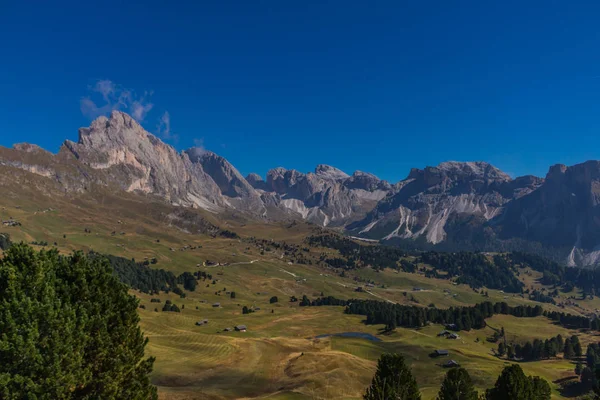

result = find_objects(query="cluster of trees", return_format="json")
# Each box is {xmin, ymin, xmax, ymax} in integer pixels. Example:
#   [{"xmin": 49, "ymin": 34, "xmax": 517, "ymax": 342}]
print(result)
[
  {"xmin": 0, "ymin": 244, "xmax": 157, "ymax": 398},
  {"xmin": 87, "ymin": 252, "xmax": 204, "ymax": 296},
  {"xmin": 546, "ymin": 310, "xmax": 599, "ymax": 330},
  {"xmin": 498, "ymin": 334, "xmax": 580, "ymax": 361},
  {"xmin": 306, "ymin": 234, "xmax": 413, "ymax": 271},
  {"xmin": 344, "ymin": 300, "xmax": 543, "ymax": 331},
  {"xmin": 269, "ymin": 296, "xmax": 278, "ymax": 303},
  {"xmin": 527, "ymin": 289, "xmax": 556, "ymax": 304},
  {"xmin": 162, "ymin": 300, "xmax": 181, "ymax": 312},
  {"xmin": 363, "ymin": 353, "xmax": 551, "ymax": 400},
  {"xmin": 218, "ymin": 229, "xmax": 239, "ymax": 239},
  {"xmin": 177, "ymin": 272, "xmax": 198, "ymax": 292},
  {"xmin": 242, "ymin": 306, "xmax": 254, "ymax": 314},
  {"xmin": 579, "ymin": 342, "xmax": 600, "ymax": 391},
  {"xmin": 419, "ymin": 252, "xmax": 523, "ymax": 293},
  {"xmin": 511, "ymin": 251, "xmax": 600, "ymax": 295}
]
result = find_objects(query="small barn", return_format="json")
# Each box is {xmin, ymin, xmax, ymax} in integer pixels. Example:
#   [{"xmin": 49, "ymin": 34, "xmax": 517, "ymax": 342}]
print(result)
[
  {"xmin": 213, "ymin": 303, "xmax": 221, "ymax": 308},
  {"xmin": 235, "ymin": 325, "xmax": 247, "ymax": 332},
  {"xmin": 448, "ymin": 333, "xmax": 460, "ymax": 340},
  {"xmin": 434, "ymin": 349, "xmax": 449, "ymax": 357},
  {"xmin": 224, "ymin": 327, "xmax": 233, "ymax": 332},
  {"xmin": 444, "ymin": 360, "xmax": 460, "ymax": 368},
  {"xmin": 437, "ymin": 330, "xmax": 451, "ymax": 337}
]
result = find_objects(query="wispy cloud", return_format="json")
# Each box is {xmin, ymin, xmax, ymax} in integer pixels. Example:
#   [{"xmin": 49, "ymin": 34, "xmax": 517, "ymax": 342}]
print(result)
[
  {"xmin": 157, "ymin": 111, "xmax": 178, "ymax": 142},
  {"xmin": 191, "ymin": 138, "xmax": 207, "ymax": 155},
  {"xmin": 80, "ymin": 80, "xmax": 153, "ymax": 122}
]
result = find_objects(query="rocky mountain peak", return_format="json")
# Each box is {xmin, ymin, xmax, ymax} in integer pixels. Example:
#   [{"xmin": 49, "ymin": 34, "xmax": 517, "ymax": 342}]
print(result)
[
  {"xmin": 185, "ymin": 149, "xmax": 255, "ymax": 199},
  {"xmin": 314, "ymin": 164, "xmax": 350, "ymax": 180},
  {"xmin": 435, "ymin": 161, "xmax": 511, "ymax": 181},
  {"xmin": 246, "ymin": 173, "xmax": 268, "ymax": 191},
  {"xmin": 12, "ymin": 143, "xmax": 49, "ymax": 154}
]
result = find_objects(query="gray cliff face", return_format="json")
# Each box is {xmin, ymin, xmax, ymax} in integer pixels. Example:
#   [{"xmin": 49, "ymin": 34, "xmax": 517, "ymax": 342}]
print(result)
[
  {"xmin": 63, "ymin": 111, "xmax": 226, "ymax": 211},
  {"xmin": 348, "ymin": 161, "xmax": 538, "ymax": 244},
  {"xmin": 497, "ymin": 161, "xmax": 600, "ymax": 266},
  {"xmin": 257, "ymin": 165, "xmax": 392, "ymax": 226},
  {"xmin": 6, "ymin": 111, "xmax": 600, "ymax": 265}
]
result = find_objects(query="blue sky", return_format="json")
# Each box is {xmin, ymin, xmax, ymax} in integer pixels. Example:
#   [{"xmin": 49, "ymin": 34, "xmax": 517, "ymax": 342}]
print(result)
[{"xmin": 2, "ymin": 1, "xmax": 600, "ymax": 182}]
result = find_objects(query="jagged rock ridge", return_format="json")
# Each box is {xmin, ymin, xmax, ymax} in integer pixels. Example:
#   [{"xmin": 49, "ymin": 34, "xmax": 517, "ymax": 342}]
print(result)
[{"xmin": 3, "ymin": 111, "xmax": 600, "ymax": 265}]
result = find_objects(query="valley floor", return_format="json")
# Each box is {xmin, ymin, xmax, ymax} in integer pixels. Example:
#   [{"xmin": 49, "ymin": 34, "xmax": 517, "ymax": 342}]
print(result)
[{"xmin": 1, "ymin": 195, "xmax": 598, "ymax": 399}]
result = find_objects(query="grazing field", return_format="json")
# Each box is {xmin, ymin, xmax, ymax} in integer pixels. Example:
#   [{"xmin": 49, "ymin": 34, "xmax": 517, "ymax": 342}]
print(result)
[{"xmin": 1, "ymin": 191, "xmax": 599, "ymax": 399}]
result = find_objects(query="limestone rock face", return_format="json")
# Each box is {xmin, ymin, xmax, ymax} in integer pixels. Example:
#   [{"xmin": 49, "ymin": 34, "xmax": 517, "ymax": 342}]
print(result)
[
  {"xmin": 348, "ymin": 161, "xmax": 540, "ymax": 244},
  {"xmin": 6, "ymin": 111, "xmax": 600, "ymax": 265}
]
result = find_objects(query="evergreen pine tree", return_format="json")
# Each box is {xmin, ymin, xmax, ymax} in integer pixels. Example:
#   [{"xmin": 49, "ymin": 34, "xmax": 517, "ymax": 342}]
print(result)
[
  {"xmin": 0, "ymin": 244, "xmax": 157, "ymax": 399},
  {"xmin": 437, "ymin": 368, "xmax": 478, "ymax": 400},
  {"xmin": 529, "ymin": 376, "xmax": 551, "ymax": 400},
  {"xmin": 564, "ymin": 340, "xmax": 575, "ymax": 359},
  {"xmin": 486, "ymin": 365, "xmax": 532, "ymax": 400},
  {"xmin": 364, "ymin": 353, "xmax": 421, "ymax": 400}
]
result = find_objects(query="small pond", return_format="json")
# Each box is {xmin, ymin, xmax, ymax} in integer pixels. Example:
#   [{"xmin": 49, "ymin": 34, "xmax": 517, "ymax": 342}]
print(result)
[{"xmin": 314, "ymin": 332, "xmax": 382, "ymax": 342}]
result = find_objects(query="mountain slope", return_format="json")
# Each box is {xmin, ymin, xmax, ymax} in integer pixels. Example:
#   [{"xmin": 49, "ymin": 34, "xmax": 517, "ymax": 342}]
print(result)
[{"xmin": 4, "ymin": 111, "xmax": 600, "ymax": 265}]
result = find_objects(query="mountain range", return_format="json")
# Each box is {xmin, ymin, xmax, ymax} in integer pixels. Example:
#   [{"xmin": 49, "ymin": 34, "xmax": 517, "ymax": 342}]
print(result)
[{"xmin": 2, "ymin": 110, "xmax": 600, "ymax": 266}]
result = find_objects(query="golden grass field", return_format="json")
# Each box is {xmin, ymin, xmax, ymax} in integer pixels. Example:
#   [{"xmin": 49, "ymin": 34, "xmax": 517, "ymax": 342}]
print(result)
[{"xmin": 1, "ymin": 186, "xmax": 599, "ymax": 399}]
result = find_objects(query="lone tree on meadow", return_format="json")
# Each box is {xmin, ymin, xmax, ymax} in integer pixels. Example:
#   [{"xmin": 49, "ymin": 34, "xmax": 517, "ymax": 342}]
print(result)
[
  {"xmin": 437, "ymin": 368, "xmax": 478, "ymax": 400},
  {"xmin": 363, "ymin": 353, "xmax": 421, "ymax": 400},
  {"xmin": 0, "ymin": 244, "xmax": 157, "ymax": 399}
]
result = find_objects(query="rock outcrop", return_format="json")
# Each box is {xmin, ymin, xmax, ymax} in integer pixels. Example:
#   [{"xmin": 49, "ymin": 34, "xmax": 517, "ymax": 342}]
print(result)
[{"xmin": 5, "ymin": 111, "xmax": 600, "ymax": 265}]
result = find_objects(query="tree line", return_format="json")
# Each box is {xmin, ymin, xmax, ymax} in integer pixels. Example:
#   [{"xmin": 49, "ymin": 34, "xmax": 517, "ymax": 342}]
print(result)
[
  {"xmin": 498, "ymin": 334, "xmax": 582, "ymax": 362},
  {"xmin": 419, "ymin": 252, "xmax": 524, "ymax": 293},
  {"xmin": 306, "ymin": 233, "xmax": 414, "ymax": 271},
  {"xmin": 364, "ymin": 353, "xmax": 551, "ymax": 400},
  {"xmin": 87, "ymin": 252, "xmax": 209, "ymax": 296},
  {"xmin": 345, "ymin": 299, "xmax": 543, "ymax": 331}
]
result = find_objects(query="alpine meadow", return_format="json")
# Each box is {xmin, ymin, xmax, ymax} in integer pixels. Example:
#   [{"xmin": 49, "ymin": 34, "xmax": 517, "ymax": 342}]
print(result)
[{"xmin": 4, "ymin": 1, "xmax": 600, "ymax": 399}]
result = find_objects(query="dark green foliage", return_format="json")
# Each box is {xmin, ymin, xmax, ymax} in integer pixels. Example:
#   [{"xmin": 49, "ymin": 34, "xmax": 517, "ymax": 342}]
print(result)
[
  {"xmin": 88, "ymin": 252, "xmax": 199, "ymax": 295},
  {"xmin": 345, "ymin": 300, "xmax": 543, "ymax": 331},
  {"xmin": 89, "ymin": 252, "xmax": 177, "ymax": 294},
  {"xmin": 299, "ymin": 295, "xmax": 311, "ymax": 306},
  {"xmin": 306, "ymin": 234, "xmax": 413, "ymax": 272},
  {"xmin": 486, "ymin": 364, "xmax": 550, "ymax": 400},
  {"xmin": 363, "ymin": 353, "xmax": 421, "ymax": 400},
  {"xmin": 530, "ymin": 376, "xmax": 552, "ymax": 400},
  {"xmin": 528, "ymin": 289, "xmax": 555, "ymax": 304},
  {"xmin": 0, "ymin": 244, "xmax": 157, "ymax": 399},
  {"xmin": 437, "ymin": 368, "xmax": 478, "ymax": 400},
  {"xmin": 564, "ymin": 339, "xmax": 575, "ymax": 359},
  {"xmin": 230, "ymin": 292, "xmax": 236, "ymax": 299},
  {"xmin": 269, "ymin": 296, "xmax": 278, "ymax": 303},
  {"xmin": 420, "ymin": 252, "xmax": 523, "ymax": 293},
  {"xmin": 546, "ymin": 310, "xmax": 593, "ymax": 330},
  {"xmin": 571, "ymin": 335, "xmax": 583, "ymax": 357},
  {"xmin": 162, "ymin": 303, "xmax": 181, "ymax": 312},
  {"xmin": 177, "ymin": 272, "xmax": 197, "ymax": 292},
  {"xmin": 242, "ymin": 306, "xmax": 253, "ymax": 314},
  {"xmin": 587, "ymin": 343, "xmax": 600, "ymax": 371},
  {"xmin": 219, "ymin": 229, "xmax": 239, "ymax": 239},
  {"xmin": 508, "ymin": 334, "xmax": 563, "ymax": 361},
  {"xmin": 0, "ymin": 233, "xmax": 11, "ymax": 250}
]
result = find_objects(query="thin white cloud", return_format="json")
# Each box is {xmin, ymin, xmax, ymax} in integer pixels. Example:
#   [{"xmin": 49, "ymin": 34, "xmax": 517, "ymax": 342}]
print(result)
[
  {"xmin": 191, "ymin": 138, "xmax": 207, "ymax": 154},
  {"xmin": 80, "ymin": 80, "xmax": 154, "ymax": 122},
  {"xmin": 157, "ymin": 111, "xmax": 178, "ymax": 142}
]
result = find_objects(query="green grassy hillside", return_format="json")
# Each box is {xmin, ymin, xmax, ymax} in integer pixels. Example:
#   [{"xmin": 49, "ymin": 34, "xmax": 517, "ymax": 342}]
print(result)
[{"xmin": 1, "ymin": 185, "xmax": 599, "ymax": 399}]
